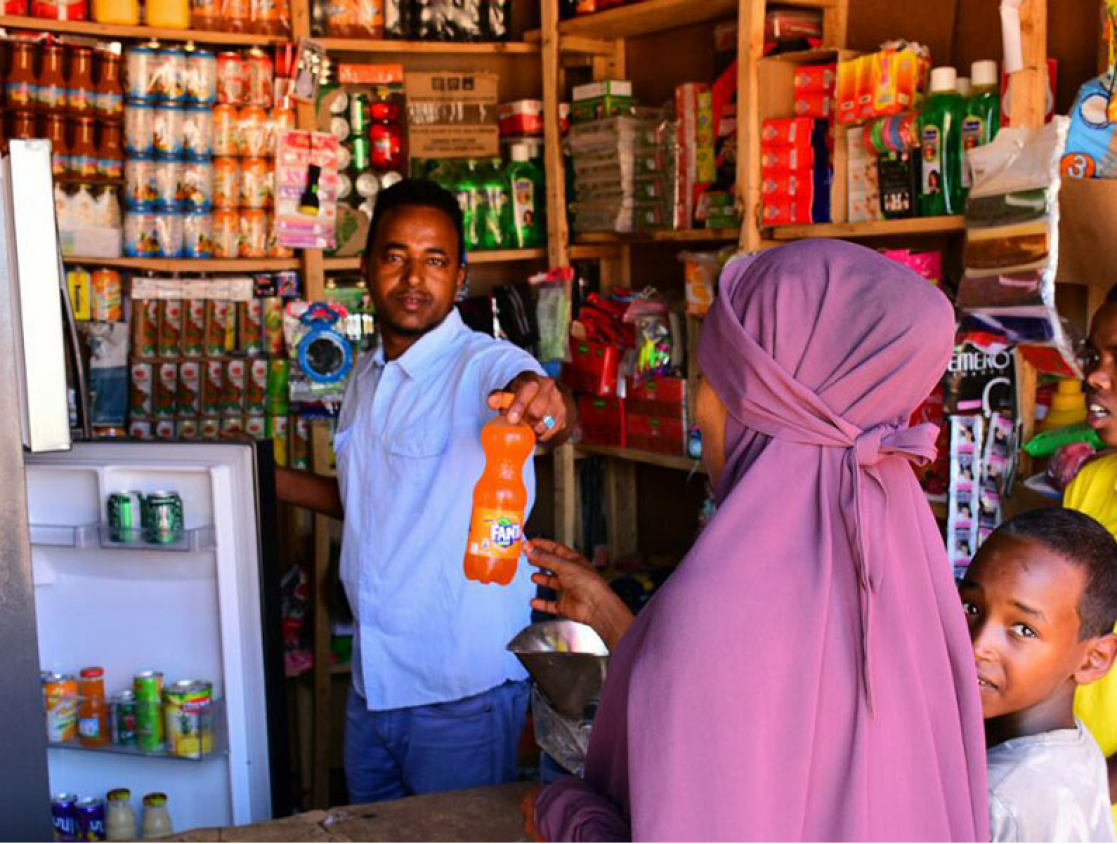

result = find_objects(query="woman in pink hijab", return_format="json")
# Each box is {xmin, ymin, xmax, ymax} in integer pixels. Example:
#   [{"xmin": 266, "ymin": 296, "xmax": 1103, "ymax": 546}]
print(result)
[{"xmin": 528, "ymin": 240, "xmax": 988, "ymax": 841}]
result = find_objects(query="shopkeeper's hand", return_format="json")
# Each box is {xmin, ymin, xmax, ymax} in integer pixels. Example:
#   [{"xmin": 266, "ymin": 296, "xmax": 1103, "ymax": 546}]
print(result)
[
  {"xmin": 525, "ymin": 539, "xmax": 635, "ymax": 651},
  {"xmin": 489, "ymin": 372, "xmax": 572, "ymax": 443}
]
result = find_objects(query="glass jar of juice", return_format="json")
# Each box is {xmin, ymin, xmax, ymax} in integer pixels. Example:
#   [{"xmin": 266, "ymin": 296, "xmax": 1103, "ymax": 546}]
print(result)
[
  {"xmin": 77, "ymin": 666, "xmax": 109, "ymax": 747},
  {"xmin": 92, "ymin": 0, "xmax": 138, "ymax": 24}
]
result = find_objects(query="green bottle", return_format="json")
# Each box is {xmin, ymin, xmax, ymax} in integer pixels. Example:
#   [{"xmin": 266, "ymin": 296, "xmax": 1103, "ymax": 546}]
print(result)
[
  {"xmin": 919, "ymin": 66, "xmax": 966, "ymax": 217},
  {"xmin": 961, "ymin": 60, "xmax": 1000, "ymax": 191},
  {"xmin": 480, "ymin": 158, "xmax": 512, "ymax": 250},
  {"xmin": 454, "ymin": 160, "xmax": 484, "ymax": 252},
  {"xmin": 506, "ymin": 144, "xmax": 545, "ymax": 249}
]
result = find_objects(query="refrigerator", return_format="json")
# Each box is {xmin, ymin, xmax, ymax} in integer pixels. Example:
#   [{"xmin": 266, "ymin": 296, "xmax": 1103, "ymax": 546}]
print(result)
[{"xmin": 23, "ymin": 441, "xmax": 290, "ymax": 834}]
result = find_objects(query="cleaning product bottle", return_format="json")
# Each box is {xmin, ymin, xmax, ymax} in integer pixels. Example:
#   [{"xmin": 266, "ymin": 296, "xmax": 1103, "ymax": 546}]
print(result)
[
  {"xmin": 480, "ymin": 158, "xmax": 511, "ymax": 250},
  {"xmin": 463, "ymin": 394, "xmax": 535, "ymax": 586},
  {"xmin": 1040, "ymin": 379, "xmax": 1088, "ymax": 432},
  {"xmin": 507, "ymin": 143, "xmax": 544, "ymax": 249},
  {"xmin": 919, "ymin": 66, "xmax": 965, "ymax": 217},
  {"xmin": 961, "ymin": 59, "xmax": 1000, "ymax": 189},
  {"xmin": 454, "ymin": 160, "xmax": 483, "ymax": 253}
]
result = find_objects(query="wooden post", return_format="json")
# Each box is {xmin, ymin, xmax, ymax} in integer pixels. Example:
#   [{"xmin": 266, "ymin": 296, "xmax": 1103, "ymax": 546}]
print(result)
[
  {"xmin": 310, "ymin": 420, "xmax": 335, "ymax": 809},
  {"xmin": 738, "ymin": 0, "xmax": 766, "ymax": 252},
  {"xmin": 605, "ymin": 457, "xmax": 638, "ymax": 562},
  {"xmin": 542, "ymin": 0, "xmax": 570, "ymax": 270}
]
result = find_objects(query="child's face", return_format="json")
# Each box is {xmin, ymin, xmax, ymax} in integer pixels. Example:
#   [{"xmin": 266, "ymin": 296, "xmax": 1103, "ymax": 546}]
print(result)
[
  {"xmin": 1084, "ymin": 302, "xmax": 1117, "ymax": 448},
  {"xmin": 959, "ymin": 535, "xmax": 1093, "ymax": 720}
]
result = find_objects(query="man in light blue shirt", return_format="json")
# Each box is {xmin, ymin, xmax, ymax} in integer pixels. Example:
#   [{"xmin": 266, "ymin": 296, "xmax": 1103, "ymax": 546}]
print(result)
[{"xmin": 277, "ymin": 179, "xmax": 573, "ymax": 803}]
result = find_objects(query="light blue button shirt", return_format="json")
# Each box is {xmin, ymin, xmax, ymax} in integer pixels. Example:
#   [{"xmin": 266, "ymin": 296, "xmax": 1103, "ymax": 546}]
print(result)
[{"xmin": 335, "ymin": 309, "xmax": 544, "ymax": 711}]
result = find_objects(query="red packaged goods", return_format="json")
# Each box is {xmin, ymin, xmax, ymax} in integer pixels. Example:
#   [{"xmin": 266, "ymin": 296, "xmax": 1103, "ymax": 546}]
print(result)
[
  {"xmin": 761, "ymin": 146, "xmax": 814, "ymax": 171},
  {"xmin": 216, "ymin": 52, "xmax": 245, "ymax": 105},
  {"xmin": 761, "ymin": 194, "xmax": 813, "ymax": 226},
  {"xmin": 761, "ymin": 172, "xmax": 813, "ymax": 201},
  {"xmin": 794, "ymin": 64, "xmax": 836, "ymax": 93},
  {"xmin": 627, "ymin": 412, "xmax": 686, "ymax": 455},
  {"xmin": 626, "ymin": 376, "xmax": 686, "ymax": 416},
  {"xmin": 761, "ymin": 117, "xmax": 815, "ymax": 147},
  {"xmin": 562, "ymin": 340, "xmax": 620, "ymax": 397},
  {"xmin": 32, "ymin": 0, "xmax": 86, "ymax": 19},
  {"xmin": 794, "ymin": 92, "xmax": 832, "ymax": 119},
  {"xmin": 498, "ymin": 100, "xmax": 544, "ymax": 137},
  {"xmin": 578, "ymin": 396, "xmax": 626, "ymax": 449}
]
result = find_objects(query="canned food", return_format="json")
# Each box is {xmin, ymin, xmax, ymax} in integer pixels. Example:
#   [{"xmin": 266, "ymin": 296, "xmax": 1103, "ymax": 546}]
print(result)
[
  {"xmin": 239, "ymin": 209, "xmax": 268, "ymax": 257},
  {"xmin": 124, "ymin": 102, "xmax": 155, "ymax": 154},
  {"xmin": 158, "ymin": 299, "xmax": 182, "ymax": 357},
  {"xmin": 155, "ymin": 212, "xmax": 184, "ymax": 258},
  {"xmin": 327, "ymin": 89, "xmax": 349, "ymax": 114},
  {"xmin": 108, "ymin": 490, "xmax": 144, "ymax": 542},
  {"xmin": 205, "ymin": 299, "xmax": 232, "ymax": 357},
  {"xmin": 245, "ymin": 415, "xmax": 266, "ymax": 438},
  {"xmin": 154, "ymin": 159, "xmax": 184, "ymax": 209},
  {"xmin": 238, "ymin": 106, "xmax": 267, "ymax": 157},
  {"xmin": 111, "ymin": 691, "xmax": 138, "ymax": 746},
  {"xmin": 51, "ymin": 793, "xmax": 78, "ymax": 842},
  {"xmin": 132, "ymin": 300, "xmax": 159, "ymax": 358},
  {"xmin": 245, "ymin": 49, "xmax": 273, "ymax": 107},
  {"xmin": 350, "ymin": 136, "xmax": 370, "ymax": 171},
  {"xmin": 239, "ymin": 299, "xmax": 264, "ymax": 355},
  {"xmin": 213, "ymin": 157, "xmax": 240, "ymax": 209},
  {"xmin": 182, "ymin": 299, "xmax": 206, "ymax": 357},
  {"xmin": 154, "ymin": 361, "xmax": 178, "ymax": 419},
  {"xmin": 222, "ymin": 416, "xmax": 244, "ymax": 435},
  {"xmin": 129, "ymin": 360, "xmax": 154, "ymax": 416},
  {"xmin": 240, "ymin": 157, "xmax": 271, "ymax": 208},
  {"xmin": 336, "ymin": 172, "xmax": 352, "ymax": 202},
  {"xmin": 224, "ymin": 357, "xmax": 246, "ymax": 414},
  {"xmin": 216, "ymin": 51, "xmax": 245, "ymax": 105},
  {"xmin": 202, "ymin": 358, "xmax": 224, "ymax": 415},
  {"xmin": 124, "ymin": 212, "xmax": 159, "ymax": 257},
  {"xmin": 182, "ymin": 160, "xmax": 214, "ymax": 210},
  {"xmin": 355, "ymin": 171, "xmax": 379, "ymax": 199},
  {"xmin": 201, "ymin": 417, "xmax": 221, "ymax": 439},
  {"xmin": 266, "ymin": 357, "xmax": 289, "ymax": 414},
  {"xmin": 42, "ymin": 673, "xmax": 78, "ymax": 743},
  {"xmin": 129, "ymin": 420, "xmax": 153, "ymax": 440},
  {"xmin": 75, "ymin": 797, "xmax": 105, "ymax": 843},
  {"xmin": 291, "ymin": 415, "xmax": 310, "ymax": 469},
  {"xmin": 145, "ymin": 490, "xmax": 184, "ymax": 545},
  {"xmin": 267, "ymin": 216, "xmax": 292, "ymax": 258},
  {"xmin": 157, "ymin": 47, "xmax": 186, "ymax": 102},
  {"xmin": 270, "ymin": 414, "xmax": 289, "ymax": 466},
  {"xmin": 213, "ymin": 104, "xmax": 238, "ymax": 156},
  {"xmin": 267, "ymin": 107, "xmax": 296, "ymax": 155},
  {"xmin": 178, "ymin": 360, "xmax": 201, "ymax": 416},
  {"xmin": 178, "ymin": 418, "xmax": 200, "ymax": 440},
  {"xmin": 380, "ymin": 170, "xmax": 403, "ymax": 190},
  {"xmin": 183, "ymin": 211, "xmax": 214, "ymax": 258},
  {"xmin": 155, "ymin": 419, "xmax": 177, "ymax": 439},
  {"xmin": 185, "ymin": 48, "xmax": 217, "ymax": 104},
  {"xmin": 91, "ymin": 269, "xmax": 122, "ymax": 321},
  {"xmin": 212, "ymin": 208, "xmax": 239, "ymax": 258},
  {"xmin": 263, "ymin": 296, "xmax": 284, "ymax": 354},
  {"xmin": 124, "ymin": 154, "xmax": 158, "ymax": 209},
  {"xmin": 153, "ymin": 103, "xmax": 185, "ymax": 157},
  {"xmin": 124, "ymin": 45, "xmax": 158, "ymax": 101},
  {"xmin": 134, "ymin": 671, "xmax": 164, "ymax": 753},
  {"xmin": 183, "ymin": 104, "xmax": 214, "ymax": 157},
  {"xmin": 245, "ymin": 356, "xmax": 267, "ymax": 413},
  {"xmin": 329, "ymin": 115, "xmax": 350, "ymax": 142},
  {"xmin": 336, "ymin": 143, "xmax": 352, "ymax": 171}
]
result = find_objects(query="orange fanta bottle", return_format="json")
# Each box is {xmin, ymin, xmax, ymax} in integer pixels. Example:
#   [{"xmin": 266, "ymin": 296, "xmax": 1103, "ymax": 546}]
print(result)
[{"xmin": 464, "ymin": 394, "xmax": 536, "ymax": 585}]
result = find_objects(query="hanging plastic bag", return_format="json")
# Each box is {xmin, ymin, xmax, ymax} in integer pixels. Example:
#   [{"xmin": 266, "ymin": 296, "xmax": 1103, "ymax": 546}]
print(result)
[{"xmin": 530, "ymin": 267, "xmax": 573, "ymax": 364}]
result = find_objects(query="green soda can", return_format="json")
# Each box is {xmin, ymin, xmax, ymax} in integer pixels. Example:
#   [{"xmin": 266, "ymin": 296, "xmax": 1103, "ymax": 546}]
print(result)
[
  {"xmin": 134, "ymin": 671, "xmax": 164, "ymax": 753},
  {"xmin": 108, "ymin": 491, "xmax": 144, "ymax": 543},
  {"xmin": 349, "ymin": 93, "xmax": 369, "ymax": 134},
  {"xmin": 143, "ymin": 491, "xmax": 184, "ymax": 545},
  {"xmin": 266, "ymin": 358, "xmax": 289, "ymax": 415},
  {"xmin": 350, "ymin": 137, "xmax": 371, "ymax": 172}
]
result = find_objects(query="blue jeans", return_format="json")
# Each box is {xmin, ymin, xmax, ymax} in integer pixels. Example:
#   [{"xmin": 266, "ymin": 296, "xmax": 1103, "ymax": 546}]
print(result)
[{"xmin": 344, "ymin": 680, "xmax": 530, "ymax": 804}]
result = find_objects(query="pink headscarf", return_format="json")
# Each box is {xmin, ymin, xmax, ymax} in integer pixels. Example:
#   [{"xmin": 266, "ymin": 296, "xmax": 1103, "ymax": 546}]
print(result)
[{"xmin": 537, "ymin": 240, "xmax": 988, "ymax": 841}]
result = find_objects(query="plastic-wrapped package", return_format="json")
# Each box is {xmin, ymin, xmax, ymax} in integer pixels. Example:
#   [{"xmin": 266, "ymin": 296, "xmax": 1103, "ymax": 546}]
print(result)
[
  {"xmin": 82, "ymin": 321, "xmax": 130, "ymax": 427},
  {"xmin": 325, "ymin": 0, "xmax": 384, "ymax": 37},
  {"xmin": 413, "ymin": 0, "xmax": 484, "ymax": 41},
  {"xmin": 1048, "ymin": 440, "xmax": 1098, "ymax": 492},
  {"xmin": 531, "ymin": 267, "xmax": 573, "ymax": 363},
  {"xmin": 947, "ymin": 415, "xmax": 984, "ymax": 575},
  {"xmin": 383, "ymin": 0, "xmax": 410, "ymax": 36},
  {"xmin": 484, "ymin": 0, "xmax": 508, "ymax": 40},
  {"xmin": 531, "ymin": 685, "xmax": 592, "ymax": 777}
]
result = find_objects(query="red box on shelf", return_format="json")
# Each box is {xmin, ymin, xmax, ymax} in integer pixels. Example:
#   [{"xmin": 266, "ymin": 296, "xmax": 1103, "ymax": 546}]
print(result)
[
  {"xmin": 578, "ymin": 395, "xmax": 626, "ymax": 448},
  {"xmin": 626, "ymin": 375, "xmax": 687, "ymax": 416},
  {"xmin": 627, "ymin": 411, "xmax": 687, "ymax": 456},
  {"xmin": 563, "ymin": 340, "xmax": 620, "ymax": 397}
]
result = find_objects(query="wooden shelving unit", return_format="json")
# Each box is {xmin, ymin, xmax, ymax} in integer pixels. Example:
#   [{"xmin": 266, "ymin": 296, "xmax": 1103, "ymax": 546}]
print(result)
[
  {"xmin": 576, "ymin": 444, "xmax": 705, "ymax": 474},
  {"xmin": 768, "ymin": 216, "xmax": 967, "ymax": 241},
  {"xmin": 0, "ymin": 14, "xmax": 288, "ymax": 44},
  {"xmin": 315, "ymin": 37, "xmax": 538, "ymax": 54},
  {"xmin": 574, "ymin": 228, "xmax": 741, "ymax": 245},
  {"xmin": 322, "ymin": 248, "xmax": 547, "ymax": 273},
  {"xmin": 63, "ymin": 256, "xmax": 301, "ymax": 272}
]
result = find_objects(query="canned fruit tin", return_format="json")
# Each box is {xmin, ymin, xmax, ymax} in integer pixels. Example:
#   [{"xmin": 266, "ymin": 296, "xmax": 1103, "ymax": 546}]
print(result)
[
  {"xmin": 91, "ymin": 269, "xmax": 122, "ymax": 321},
  {"xmin": 155, "ymin": 212, "xmax": 184, "ymax": 258},
  {"xmin": 263, "ymin": 296, "xmax": 284, "ymax": 354},
  {"xmin": 336, "ymin": 172, "xmax": 352, "ymax": 202},
  {"xmin": 270, "ymin": 414, "xmax": 289, "ymax": 466},
  {"xmin": 224, "ymin": 358, "xmax": 246, "ymax": 414},
  {"xmin": 213, "ymin": 104, "xmax": 238, "ymax": 156},
  {"xmin": 245, "ymin": 48, "xmax": 273, "ymax": 107},
  {"xmin": 201, "ymin": 417, "xmax": 221, "ymax": 439},
  {"xmin": 125, "ymin": 45, "xmax": 158, "ymax": 101},
  {"xmin": 213, "ymin": 209, "xmax": 239, "ymax": 258},
  {"xmin": 239, "ymin": 209, "xmax": 268, "ymax": 258},
  {"xmin": 330, "ymin": 115, "xmax": 350, "ymax": 142},
  {"xmin": 129, "ymin": 420, "xmax": 154, "ymax": 440},
  {"xmin": 266, "ymin": 357, "xmax": 289, "ymax": 414},
  {"xmin": 268, "ymin": 217, "xmax": 293, "ymax": 259},
  {"xmin": 154, "ymin": 159, "xmax": 184, "ymax": 209},
  {"xmin": 267, "ymin": 108, "xmax": 296, "ymax": 155},
  {"xmin": 134, "ymin": 671, "xmax": 164, "ymax": 753},
  {"xmin": 183, "ymin": 212, "xmax": 214, "ymax": 258},
  {"xmin": 291, "ymin": 415, "xmax": 310, "ymax": 469},
  {"xmin": 129, "ymin": 360, "xmax": 154, "ymax": 417},
  {"xmin": 222, "ymin": 416, "xmax": 244, "ymax": 435},
  {"xmin": 155, "ymin": 419, "xmax": 177, "ymax": 440},
  {"xmin": 245, "ymin": 356, "xmax": 267, "ymax": 413},
  {"xmin": 124, "ymin": 155, "xmax": 158, "ymax": 209},
  {"xmin": 156, "ymin": 47, "xmax": 186, "ymax": 102},
  {"xmin": 42, "ymin": 673, "xmax": 78, "ymax": 743},
  {"xmin": 202, "ymin": 358, "xmax": 224, "ymax": 414},
  {"xmin": 51, "ymin": 793, "xmax": 78, "ymax": 842},
  {"xmin": 205, "ymin": 299, "xmax": 232, "ymax": 356},
  {"xmin": 213, "ymin": 158, "xmax": 240, "ymax": 209},
  {"xmin": 178, "ymin": 418, "xmax": 200, "ymax": 440},
  {"xmin": 75, "ymin": 797, "xmax": 105, "ymax": 842},
  {"xmin": 239, "ymin": 299, "xmax": 264, "ymax": 355},
  {"xmin": 124, "ymin": 102, "xmax": 155, "ymax": 154},
  {"xmin": 132, "ymin": 300, "xmax": 159, "ymax": 358},
  {"xmin": 158, "ymin": 299, "xmax": 183, "ymax": 358},
  {"xmin": 183, "ymin": 104, "xmax": 214, "ymax": 157},
  {"xmin": 238, "ymin": 106, "xmax": 268, "ymax": 157},
  {"xmin": 336, "ymin": 144, "xmax": 352, "ymax": 171},
  {"xmin": 108, "ymin": 490, "xmax": 144, "ymax": 541},
  {"xmin": 145, "ymin": 490, "xmax": 184, "ymax": 545},
  {"xmin": 245, "ymin": 415, "xmax": 266, "ymax": 438},
  {"xmin": 124, "ymin": 212, "xmax": 159, "ymax": 257},
  {"xmin": 184, "ymin": 300, "xmax": 206, "ymax": 357},
  {"xmin": 185, "ymin": 49, "xmax": 217, "ymax": 104},
  {"xmin": 216, "ymin": 52, "xmax": 245, "ymax": 105},
  {"xmin": 351, "ymin": 136, "xmax": 370, "ymax": 171},
  {"xmin": 111, "ymin": 691, "xmax": 138, "ymax": 746},
  {"xmin": 154, "ymin": 361, "xmax": 178, "ymax": 419},
  {"xmin": 240, "ymin": 157, "xmax": 271, "ymax": 208},
  {"xmin": 164, "ymin": 679, "xmax": 214, "ymax": 758},
  {"xmin": 355, "ymin": 171, "xmax": 379, "ymax": 199},
  {"xmin": 183, "ymin": 160, "xmax": 214, "ymax": 210},
  {"xmin": 153, "ymin": 104, "xmax": 185, "ymax": 157},
  {"xmin": 178, "ymin": 360, "xmax": 201, "ymax": 416}
]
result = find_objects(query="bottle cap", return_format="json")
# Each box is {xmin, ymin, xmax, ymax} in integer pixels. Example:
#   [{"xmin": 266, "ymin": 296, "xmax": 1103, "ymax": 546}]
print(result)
[
  {"xmin": 971, "ymin": 60, "xmax": 998, "ymax": 87},
  {"xmin": 107, "ymin": 789, "xmax": 131, "ymax": 802},
  {"xmin": 930, "ymin": 66, "xmax": 958, "ymax": 94},
  {"xmin": 80, "ymin": 666, "xmax": 104, "ymax": 679},
  {"xmin": 143, "ymin": 793, "xmax": 168, "ymax": 807},
  {"xmin": 511, "ymin": 143, "xmax": 531, "ymax": 163},
  {"xmin": 955, "ymin": 76, "xmax": 971, "ymax": 98}
]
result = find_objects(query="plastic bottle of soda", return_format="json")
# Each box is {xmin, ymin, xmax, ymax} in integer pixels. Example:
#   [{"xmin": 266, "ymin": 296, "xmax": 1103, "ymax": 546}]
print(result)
[{"xmin": 463, "ymin": 394, "xmax": 535, "ymax": 586}]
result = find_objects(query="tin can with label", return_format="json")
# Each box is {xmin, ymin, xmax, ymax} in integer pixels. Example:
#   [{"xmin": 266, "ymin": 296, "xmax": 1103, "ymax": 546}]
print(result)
[
  {"xmin": 239, "ymin": 299, "xmax": 264, "ymax": 354},
  {"xmin": 129, "ymin": 419, "xmax": 153, "ymax": 440},
  {"xmin": 158, "ymin": 299, "xmax": 183, "ymax": 357},
  {"xmin": 67, "ymin": 267, "xmax": 90, "ymax": 320},
  {"xmin": 183, "ymin": 299, "xmax": 206, "ymax": 357},
  {"xmin": 216, "ymin": 51, "xmax": 245, "ymax": 105},
  {"xmin": 124, "ymin": 212, "xmax": 158, "ymax": 257},
  {"xmin": 42, "ymin": 673, "xmax": 78, "ymax": 743},
  {"xmin": 213, "ymin": 104, "xmax": 238, "ymax": 156},
  {"xmin": 156, "ymin": 47, "xmax": 186, "ymax": 102},
  {"xmin": 124, "ymin": 102, "xmax": 155, "ymax": 154},
  {"xmin": 145, "ymin": 490, "xmax": 184, "ymax": 544},
  {"xmin": 153, "ymin": 158, "xmax": 184, "ymax": 209},
  {"xmin": 263, "ymin": 296, "xmax": 284, "ymax": 354},
  {"xmin": 202, "ymin": 358, "xmax": 224, "ymax": 415},
  {"xmin": 245, "ymin": 356, "xmax": 267, "ymax": 414},
  {"xmin": 205, "ymin": 299, "xmax": 232, "ymax": 356},
  {"xmin": 178, "ymin": 359, "xmax": 201, "ymax": 416},
  {"xmin": 351, "ymin": 136, "xmax": 370, "ymax": 171},
  {"xmin": 185, "ymin": 48, "xmax": 217, "ymax": 104},
  {"xmin": 75, "ymin": 797, "xmax": 105, "ymax": 842},
  {"xmin": 269, "ymin": 414, "xmax": 289, "ymax": 466},
  {"xmin": 154, "ymin": 361, "xmax": 178, "ymax": 419},
  {"xmin": 164, "ymin": 679, "xmax": 214, "ymax": 758},
  {"xmin": 132, "ymin": 300, "xmax": 159, "ymax": 358},
  {"xmin": 245, "ymin": 48, "xmax": 273, "ymax": 107},
  {"xmin": 221, "ymin": 416, "xmax": 244, "ymax": 435},
  {"xmin": 125, "ymin": 154, "xmax": 157, "ymax": 209},
  {"xmin": 201, "ymin": 417, "xmax": 221, "ymax": 439},
  {"xmin": 125, "ymin": 45, "xmax": 158, "ymax": 101},
  {"xmin": 183, "ymin": 211, "xmax": 214, "ymax": 258},
  {"xmin": 134, "ymin": 671, "xmax": 164, "ymax": 753},
  {"xmin": 108, "ymin": 490, "xmax": 144, "ymax": 542},
  {"xmin": 213, "ymin": 157, "xmax": 240, "ymax": 209},
  {"xmin": 129, "ymin": 360, "xmax": 154, "ymax": 417},
  {"xmin": 266, "ymin": 107, "xmax": 296, "ymax": 156},
  {"xmin": 240, "ymin": 156, "xmax": 270, "ymax": 207},
  {"xmin": 153, "ymin": 103, "xmax": 185, "ymax": 157},
  {"xmin": 266, "ymin": 357, "xmax": 289, "ymax": 414},
  {"xmin": 245, "ymin": 415, "xmax": 266, "ymax": 439},
  {"xmin": 154, "ymin": 419, "xmax": 177, "ymax": 439},
  {"xmin": 183, "ymin": 160, "xmax": 214, "ymax": 209},
  {"xmin": 111, "ymin": 690, "xmax": 138, "ymax": 746},
  {"xmin": 177, "ymin": 417, "xmax": 200, "ymax": 440},
  {"xmin": 290, "ymin": 415, "xmax": 310, "ymax": 469},
  {"xmin": 238, "ymin": 106, "xmax": 268, "ymax": 157},
  {"xmin": 239, "ymin": 209, "xmax": 267, "ymax": 258},
  {"xmin": 224, "ymin": 357, "xmax": 246, "ymax": 414},
  {"xmin": 51, "ymin": 793, "xmax": 78, "ymax": 842},
  {"xmin": 155, "ymin": 211, "xmax": 184, "ymax": 258},
  {"xmin": 213, "ymin": 208, "xmax": 239, "ymax": 258},
  {"xmin": 268, "ymin": 215, "xmax": 293, "ymax": 258},
  {"xmin": 91, "ymin": 269, "xmax": 123, "ymax": 321},
  {"xmin": 183, "ymin": 103, "xmax": 214, "ymax": 157}
]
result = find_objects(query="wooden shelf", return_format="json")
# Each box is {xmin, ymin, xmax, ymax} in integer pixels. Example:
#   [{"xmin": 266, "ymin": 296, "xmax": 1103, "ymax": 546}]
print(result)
[
  {"xmin": 317, "ymin": 37, "xmax": 538, "ymax": 54},
  {"xmin": 330, "ymin": 663, "xmax": 352, "ymax": 675},
  {"xmin": 768, "ymin": 216, "xmax": 966, "ymax": 241},
  {"xmin": 0, "ymin": 15, "xmax": 288, "ymax": 45},
  {"xmin": 323, "ymin": 248, "xmax": 547, "ymax": 272},
  {"xmin": 576, "ymin": 443, "xmax": 706, "ymax": 474},
  {"xmin": 545, "ymin": 0, "xmax": 740, "ymax": 41},
  {"xmin": 62, "ymin": 256, "xmax": 301, "ymax": 271},
  {"xmin": 574, "ymin": 228, "xmax": 740, "ymax": 246}
]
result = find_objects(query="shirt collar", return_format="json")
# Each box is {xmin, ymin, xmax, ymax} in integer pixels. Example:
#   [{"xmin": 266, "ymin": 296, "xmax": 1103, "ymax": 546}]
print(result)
[{"xmin": 384, "ymin": 308, "xmax": 466, "ymax": 379}]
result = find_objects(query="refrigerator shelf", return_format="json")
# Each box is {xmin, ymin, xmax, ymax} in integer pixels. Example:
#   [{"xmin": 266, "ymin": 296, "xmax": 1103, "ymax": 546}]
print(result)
[
  {"xmin": 97, "ymin": 525, "xmax": 217, "ymax": 552},
  {"xmin": 28, "ymin": 523, "xmax": 100, "ymax": 548}
]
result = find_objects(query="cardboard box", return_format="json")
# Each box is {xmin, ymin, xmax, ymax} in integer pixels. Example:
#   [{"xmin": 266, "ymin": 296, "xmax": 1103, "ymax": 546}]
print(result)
[
  {"xmin": 405, "ymin": 71, "xmax": 499, "ymax": 159},
  {"xmin": 627, "ymin": 411, "xmax": 686, "ymax": 455},
  {"xmin": 578, "ymin": 395, "xmax": 626, "ymax": 447},
  {"xmin": 572, "ymin": 79, "xmax": 634, "ymax": 123},
  {"xmin": 626, "ymin": 376, "xmax": 686, "ymax": 416},
  {"xmin": 563, "ymin": 339, "xmax": 620, "ymax": 396}
]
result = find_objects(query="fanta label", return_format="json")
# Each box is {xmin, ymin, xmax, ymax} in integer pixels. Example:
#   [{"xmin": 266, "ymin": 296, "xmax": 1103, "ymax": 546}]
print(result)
[{"xmin": 468, "ymin": 508, "xmax": 523, "ymax": 560}]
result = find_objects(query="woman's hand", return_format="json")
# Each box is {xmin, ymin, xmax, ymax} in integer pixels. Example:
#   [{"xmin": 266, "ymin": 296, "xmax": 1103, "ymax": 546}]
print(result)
[{"xmin": 525, "ymin": 539, "xmax": 635, "ymax": 651}]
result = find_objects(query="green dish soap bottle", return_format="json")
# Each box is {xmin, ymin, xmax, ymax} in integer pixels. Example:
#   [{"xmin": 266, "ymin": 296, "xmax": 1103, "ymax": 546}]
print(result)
[
  {"xmin": 919, "ymin": 66, "xmax": 965, "ymax": 217},
  {"xmin": 507, "ymin": 144, "xmax": 545, "ymax": 249},
  {"xmin": 454, "ymin": 160, "xmax": 484, "ymax": 253},
  {"xmin": 480, "ymin": 158, "xmax": 512, "ymax": 250},
  {"xmin": 961, "ymin": 60, "xmax": 1000, "ymax": 190}
]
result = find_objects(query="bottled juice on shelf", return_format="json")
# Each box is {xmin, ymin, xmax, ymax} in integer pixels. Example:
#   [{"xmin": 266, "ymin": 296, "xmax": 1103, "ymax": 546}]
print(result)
[
  {"xmin": 463, "ymin": 394, "xmax": 535, "ymax": 586},
  {"xmin": 77, "ymin": 666, "xmax": 109, "ymax": 747},
  {"xmin": 918, "ymin": 66, "xmax": 965, "ymax": 217},
  {"xmin": 146, "ymin": 0, "xmax": 189, "ymax": 28},
  {"xmin": 92, "ymin": 0, "xmax": 138, "ymax": 26}
]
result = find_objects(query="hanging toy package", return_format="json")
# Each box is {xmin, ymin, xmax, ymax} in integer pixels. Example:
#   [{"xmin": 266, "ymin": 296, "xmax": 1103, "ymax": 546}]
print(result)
[
  {"xmin": 947, "ymin": 415, "xmax": 984, "ymax": 577},
  {"xmin": 624, "ymin": 296, "xmax": 673, "ymax": 380},
  {"xmin": 530, "ymin": 267, "xmax": 574, "ymax": 369},
  {"xmin": 283, "ymin": 301, "xmax": 354, "ymax": 412}
]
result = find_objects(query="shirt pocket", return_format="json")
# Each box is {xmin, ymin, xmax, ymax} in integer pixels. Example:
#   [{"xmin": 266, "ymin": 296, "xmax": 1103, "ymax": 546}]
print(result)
[{"xmin": 381, "ymin": 424, "xmax": 453, "ymax": 516}]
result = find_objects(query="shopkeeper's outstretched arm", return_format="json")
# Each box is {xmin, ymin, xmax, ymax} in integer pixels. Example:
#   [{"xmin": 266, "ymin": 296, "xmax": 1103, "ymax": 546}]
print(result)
[
  {"xmin": 275, "ymin": 467, "xmax": 344, "ymax": 520},
  {"xmin": 490, "ymin": 371, "xmax": 576, "ymax": 446}
]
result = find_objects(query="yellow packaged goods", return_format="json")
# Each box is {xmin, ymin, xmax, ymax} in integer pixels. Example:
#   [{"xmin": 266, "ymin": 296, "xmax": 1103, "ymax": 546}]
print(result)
[{"xmin": 163, "ymin": 680, "xmax": 213, "ymax": 758}]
